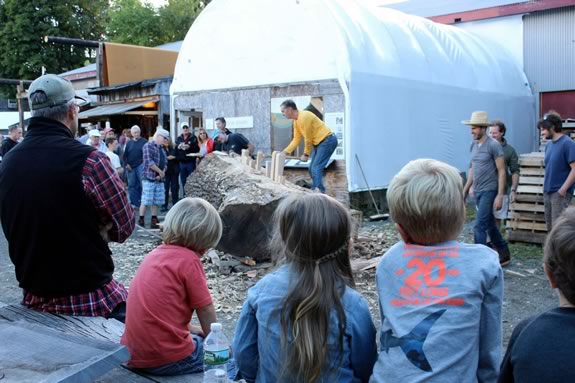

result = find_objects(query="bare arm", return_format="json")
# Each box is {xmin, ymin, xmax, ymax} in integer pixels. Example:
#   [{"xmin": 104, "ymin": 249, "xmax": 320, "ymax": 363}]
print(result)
[
  {"xmin": 558, "ymin": 162, "xmax": 575, "ymax": 197},
  {"xmin": 494, "ymin": 157, "xmax": 506, "ymax": 210},
  {"xmin": 510, "ymin": 173, "xmax": 519, "ymax": 202},
  {"xmin": 196, "ymin": 303, "xmax": 217, "ymax": 337},
  {"xmin": 463, "ymin": 166, "xmax": 474, "ymax": 200}
]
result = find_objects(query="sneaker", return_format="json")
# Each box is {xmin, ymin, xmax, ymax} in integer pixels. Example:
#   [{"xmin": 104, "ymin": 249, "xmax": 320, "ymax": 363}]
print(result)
[
  {"xmin": 150, "ymin": 216, "xmax": 159, "ymax": 230},
  {"xmin": 497, "ymin": 247, "xmax": 511, "ymax": 267},
  {"xmin": 138, "ymin": 217, "xmax": 145, "ymax": 227}
]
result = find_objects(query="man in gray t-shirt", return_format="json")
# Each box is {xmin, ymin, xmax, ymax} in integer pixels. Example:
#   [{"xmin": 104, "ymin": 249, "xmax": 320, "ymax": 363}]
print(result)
[{"xmin": 462, "ymin": 111, "xmax": 511, "ymax": 266}]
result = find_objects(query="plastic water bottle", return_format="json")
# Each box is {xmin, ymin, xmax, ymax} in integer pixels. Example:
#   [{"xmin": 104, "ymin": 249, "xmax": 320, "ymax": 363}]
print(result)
[{"xmin": 203, "ymin": 322, "xmax": 231, "ymax": 383}]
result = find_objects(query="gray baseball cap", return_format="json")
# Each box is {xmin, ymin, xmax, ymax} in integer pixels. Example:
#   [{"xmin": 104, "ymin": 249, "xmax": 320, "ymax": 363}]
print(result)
[{"xmin": 28, "ymin": 74, "xmax": 86, "ymax": 110}]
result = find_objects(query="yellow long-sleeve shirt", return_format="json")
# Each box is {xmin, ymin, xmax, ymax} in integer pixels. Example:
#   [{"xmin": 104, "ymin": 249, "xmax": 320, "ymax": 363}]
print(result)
[{"xmin": 283, "ymin": 110, "xmax": 332, "ymax": 156}]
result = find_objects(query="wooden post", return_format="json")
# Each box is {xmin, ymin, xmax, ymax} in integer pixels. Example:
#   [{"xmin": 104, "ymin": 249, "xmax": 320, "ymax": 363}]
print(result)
[
  {"xmin": 265, "ymin": 160, "xmax": 272, "ymax": 178},
  {"xmin": 256, "ymin": 151, "xmax": 264, "ymax": 170},
  {"xmin": 270, "ymin": 151, "xmax": 279, "ymax": 181},
  {"xmin": 274, "ymin": 152, "xmax": 286, "ymax": 183},
  {"xmin": 16, "ymin": 81, "xmax": 26, "ymax": 132}
]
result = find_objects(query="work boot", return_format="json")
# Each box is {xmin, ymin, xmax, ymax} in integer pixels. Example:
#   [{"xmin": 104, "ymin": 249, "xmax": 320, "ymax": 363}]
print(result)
[
  {"xmin": 151, "ymin": 216, "xmax": 159, "ymax": 230},
  {"xmin": 497, "ymin": 246, "xmax": 511, "ymax": 267},
  {"xmin": 138, "ymin": 216, "xmax": 145, "ymax": 227}
]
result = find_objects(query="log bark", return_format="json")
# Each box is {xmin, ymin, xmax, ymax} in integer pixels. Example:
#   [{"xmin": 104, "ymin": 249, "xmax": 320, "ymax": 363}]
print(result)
[{"xmin": 185, "ymin": 152, "xmax": 306, "ymax": 261}]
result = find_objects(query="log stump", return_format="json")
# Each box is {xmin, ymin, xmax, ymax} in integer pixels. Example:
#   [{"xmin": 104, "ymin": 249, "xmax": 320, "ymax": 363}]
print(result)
[{"xmin": 185, "ymin": 152, "xmax": 306, "ymax": 262}]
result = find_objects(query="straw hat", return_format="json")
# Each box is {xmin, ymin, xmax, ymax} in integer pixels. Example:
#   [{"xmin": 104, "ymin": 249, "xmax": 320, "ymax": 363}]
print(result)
[{"xmin": 462, "ymin": 111, "xmax": 490, "ymax": 126}]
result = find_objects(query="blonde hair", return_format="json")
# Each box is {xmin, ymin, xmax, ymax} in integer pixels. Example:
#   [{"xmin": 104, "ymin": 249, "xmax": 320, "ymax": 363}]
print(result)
[
  {"xmin": 273, "ymin": 193, "xmax": 354, "ymax": 383},
  {"xmin": 162, "ymin": 198, "xmax": 222, "ymax": 252},
  {"xmin": 387, "ymin": 159, "xmax": 465, "ymax": 245}
]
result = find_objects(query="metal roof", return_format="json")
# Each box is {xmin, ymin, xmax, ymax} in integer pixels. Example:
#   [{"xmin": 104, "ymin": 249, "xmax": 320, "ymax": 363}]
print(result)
[
  {"xmin": 78, "ymin": 101, "xmax": 154, "ymax": 119},
  {"xmin": 365, "ymin": 0, "xmax": 528, "ymax": 17},
  {"xmin": 60, "ymin": 63, "xmax": 97, "ymax": 77}
]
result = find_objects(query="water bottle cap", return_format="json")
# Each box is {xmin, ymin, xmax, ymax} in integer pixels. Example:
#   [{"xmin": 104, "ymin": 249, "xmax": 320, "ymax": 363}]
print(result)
[{"xmin": 210, "ymin": 322, "xmax": 222, "ymax": 331}]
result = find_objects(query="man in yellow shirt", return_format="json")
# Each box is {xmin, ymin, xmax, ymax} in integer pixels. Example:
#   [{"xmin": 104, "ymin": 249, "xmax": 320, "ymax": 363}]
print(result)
[{"xmin": 281, "ymin": 99, "xmax": 338, "ymax": 193}]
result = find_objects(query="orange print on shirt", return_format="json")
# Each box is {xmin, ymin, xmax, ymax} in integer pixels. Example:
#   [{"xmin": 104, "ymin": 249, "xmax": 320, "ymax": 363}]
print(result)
[{"xmin": 391, "ymin": 244, "xmax": 464, "ymax": 307}]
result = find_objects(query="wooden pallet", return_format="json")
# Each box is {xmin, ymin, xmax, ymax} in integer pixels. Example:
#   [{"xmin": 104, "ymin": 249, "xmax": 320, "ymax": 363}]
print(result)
[{"xmin": 508, "ymin": 152, "xmax": 547, "ymax": 244}]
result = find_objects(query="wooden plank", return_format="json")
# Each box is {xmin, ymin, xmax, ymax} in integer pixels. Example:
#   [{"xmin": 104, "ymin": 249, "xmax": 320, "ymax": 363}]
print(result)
[
  {"xmin": 515, "ymin": 193, "xmax": 545, "ymax": 203},
  {"xmin": 519, "ymin": 157, "xmax": 544, "ymax": 167},
  {"xmin": 508, "ymin": 211, "xmax": 546, "ymax": 222},
  {"xmin": 508, "ymin": 220, "xmax": 547, "ymax": 232},
  {"xmin": 519, "ymin": 168, "xmax": 545, "ymax": 176},
  {"xmin": 508, "ymin": 230, "xmax": 546, "ymax": 245},
  {"xmin": 517, "ymin": 185, "xmax": 543, "ymax": 194},
  {"xmin": 519, "ymin": 176, "xmax": 544, "ymax": 185},
  {"xmin": 509, "ymin": 203, "xmax": 545, "ymax": 213},
  {"xmin": 0, "ymin": 319, "xmax": 129, "ymax": 383},
  {"xmin": 0, "ymin": 304, "xmax": 125, "ymax": 342},
  {"xmin": 95, "ymin": 367, "xmax": 156, "ymax": 383}
]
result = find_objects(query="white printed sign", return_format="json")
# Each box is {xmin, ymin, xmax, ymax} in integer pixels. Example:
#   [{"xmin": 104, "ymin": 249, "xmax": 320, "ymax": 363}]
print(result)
[
  {"xmin": 325, "ymin": 112, "xmax": 345, "ymax": 160},
  {"xmin": 225, "ymin": 116, "xmax": 254, "ymax": 130}
]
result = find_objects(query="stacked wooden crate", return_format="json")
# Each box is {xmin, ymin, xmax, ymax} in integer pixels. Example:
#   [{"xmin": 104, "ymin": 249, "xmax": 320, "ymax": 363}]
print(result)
[{"xmin": 507, "ymin": 152, "xmax": 547, "ymax": 244}]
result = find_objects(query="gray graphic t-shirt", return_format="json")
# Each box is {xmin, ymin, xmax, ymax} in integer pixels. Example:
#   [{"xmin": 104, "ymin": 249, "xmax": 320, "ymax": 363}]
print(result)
[{"xmin": 472, "ymin": 138, "xmax": 504, "ymax": 192}]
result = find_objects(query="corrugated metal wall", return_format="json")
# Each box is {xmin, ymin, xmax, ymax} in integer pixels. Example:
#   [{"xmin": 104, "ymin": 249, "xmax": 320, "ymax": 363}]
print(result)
[{"xmin": 524, "ymin": 6, "xmax": 575, "ymax": 93}]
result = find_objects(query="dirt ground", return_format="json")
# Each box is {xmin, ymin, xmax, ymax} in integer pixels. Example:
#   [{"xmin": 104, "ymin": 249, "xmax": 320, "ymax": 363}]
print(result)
[{"xmin": 0, "ymin": 205, "xmax": 557, "ymax": 347}]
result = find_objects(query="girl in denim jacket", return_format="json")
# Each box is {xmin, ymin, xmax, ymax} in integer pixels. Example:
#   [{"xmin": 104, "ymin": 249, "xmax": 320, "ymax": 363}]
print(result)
[{"xmin": 233, "ymin": 193, "xmax": 377, "ymax": 382}]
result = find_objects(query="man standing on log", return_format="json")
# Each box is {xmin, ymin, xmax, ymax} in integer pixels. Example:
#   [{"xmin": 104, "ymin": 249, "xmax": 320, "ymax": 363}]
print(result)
[
  {"xmin": 462, "ymin": 111, "xmax": 511, "ymax": 266},
  {"xmin": 538, "ymin": 113, "xmax": 575, "ymax": 230},
  {"xmin": 281, "ymin": 99, "xmax": 338, "ymax": 193},
  {"xmin": 0, "ymin": 74, "xmax": 135, "ymax": 320}
]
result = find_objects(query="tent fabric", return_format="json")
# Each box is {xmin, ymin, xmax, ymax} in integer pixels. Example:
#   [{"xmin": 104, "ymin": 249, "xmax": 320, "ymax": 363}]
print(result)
[{"xmin": 172, "ymin": 0, "xmax": 534, "ymax": 191}]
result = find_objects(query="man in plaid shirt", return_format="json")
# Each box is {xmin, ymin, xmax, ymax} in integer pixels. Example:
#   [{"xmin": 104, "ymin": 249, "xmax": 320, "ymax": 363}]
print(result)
[
  {"xmin": 0, "ymin": 74, "xmax": 135, "ymax": 321},
  {"xmin": 139, "ymin": 128, "xmax": 169, "ymax": 229}
]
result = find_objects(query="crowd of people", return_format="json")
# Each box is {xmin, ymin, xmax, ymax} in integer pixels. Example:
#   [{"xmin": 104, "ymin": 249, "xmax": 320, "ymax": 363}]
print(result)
[{"xmin": 1, "ymin": 74, "xmax": 574, "ymax": 383}]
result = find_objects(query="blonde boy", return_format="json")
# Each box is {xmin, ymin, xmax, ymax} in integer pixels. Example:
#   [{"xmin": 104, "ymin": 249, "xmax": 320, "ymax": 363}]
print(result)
[
  {"xmin": 122, "ymin": 198, "xmax": 223, "ymax": 376},
  {"xmin": 370, "ymin": 159, "xmax": 503, "ymax": 383}
]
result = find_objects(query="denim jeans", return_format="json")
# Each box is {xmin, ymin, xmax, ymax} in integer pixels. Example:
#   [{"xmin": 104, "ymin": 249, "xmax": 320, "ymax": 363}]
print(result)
[
  {"xmin": 474, "ymin": 190, "xmax": 507, "ymax": 250},
  {"xmin": 140, "ymin": 334, "xmax": 237, "ymax": 379},
  {"xmin": 179, "ymin": 162, "xmax": 196, "ymax": 194},
  {"xmin": 127, "ymin": 164, "xmax": 143, "ymax": 207},
  {"xmin": 164, "ymin": 172, "xmax": 180, "ymax": 208},
  {"xmin": 309, "ymin": 134, "xmax": 338, "ymax": 193}
]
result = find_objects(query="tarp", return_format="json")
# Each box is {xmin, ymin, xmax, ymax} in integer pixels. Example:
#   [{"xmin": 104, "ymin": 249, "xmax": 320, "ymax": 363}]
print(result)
[{"xmin": 172, "ymin": 0, "xmax": 535, "ymax": 191}]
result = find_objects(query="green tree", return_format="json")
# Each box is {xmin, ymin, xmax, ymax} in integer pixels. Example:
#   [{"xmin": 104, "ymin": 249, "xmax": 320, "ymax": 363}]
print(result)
[
  {"xmin": 0, "ymin": 0, "xmax": 107, "ymax": 95},
  {"xmin": 107, "ymin": 0, "xmax": 162, "ymax": 46},
  {"xmin": 159, "ymin": 0, "xmax": 210, "ymax": 43},
  {"xmin": 107, "ymin": 0, "xmax": 210, "ymax": 47}
]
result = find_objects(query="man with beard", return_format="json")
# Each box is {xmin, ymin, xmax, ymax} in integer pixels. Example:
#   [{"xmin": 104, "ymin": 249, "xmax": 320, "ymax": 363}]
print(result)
[
  {"xmin": 538, "ymin": 113, "xmax": 575, "ymax": 230},
  {"xmin": 0, "ymin": 74, "xmax": 135, "ymax": 321},
  {"xmin": 462, "ymin": 111, "xmax": 511, "ymax": 266}
]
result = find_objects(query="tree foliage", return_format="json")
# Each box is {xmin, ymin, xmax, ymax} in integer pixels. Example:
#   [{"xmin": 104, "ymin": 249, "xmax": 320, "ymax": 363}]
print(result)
[
  {"xmin": 0, "ymin": 0, "xmax": 107, "ymax": 95},
  {"xmin": 107, "ymin": 0, "xmax": 210, "ymax": 46}
]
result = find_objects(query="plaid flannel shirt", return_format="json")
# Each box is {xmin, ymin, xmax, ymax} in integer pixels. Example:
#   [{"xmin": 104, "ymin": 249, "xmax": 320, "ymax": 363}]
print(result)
[
  {"xmin": 142, "ymin": 141, "xmax": 165, "ymax": 181},
  {"xmin": 22, "ymin": 150, "xmax": 135, "ymax": 317}
]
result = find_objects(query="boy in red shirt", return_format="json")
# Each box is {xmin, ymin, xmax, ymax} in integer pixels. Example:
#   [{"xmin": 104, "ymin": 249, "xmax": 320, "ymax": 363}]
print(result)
[{"xmin": 122, "ymin": 198, "xmax": 222, "ymax": 376}]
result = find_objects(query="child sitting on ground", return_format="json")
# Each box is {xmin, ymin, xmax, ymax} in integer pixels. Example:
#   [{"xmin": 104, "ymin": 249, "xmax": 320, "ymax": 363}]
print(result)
[
  {"xmin": 233, "ymin": 193, "xmax": 377, "ymax": 382},
  {"xmin": 121, "ymin": 197, "xmax": 226, "ymax": 376},
  {"xmin": 498, "ymin": 207, "xmax": 575, "ymax": 383},
  {"xmin": 370, "ymin": 159, "xmax": 503, "ymax": 383}
]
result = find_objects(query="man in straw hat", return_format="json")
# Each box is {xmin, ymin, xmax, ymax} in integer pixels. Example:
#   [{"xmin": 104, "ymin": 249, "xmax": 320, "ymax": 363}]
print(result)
[
  {"xmin": 0, "ymin": 74, "xmax": 135, "ymax": 320},
  {"xmin": 462, "ymin": 111, "xmax": 511, "ymax": 266}
]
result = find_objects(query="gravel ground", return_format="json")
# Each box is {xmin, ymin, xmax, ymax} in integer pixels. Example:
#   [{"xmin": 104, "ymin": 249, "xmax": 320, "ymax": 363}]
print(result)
[{"xmin": 0, "ymin": 206, "xmax": 557, "ymax": 347}]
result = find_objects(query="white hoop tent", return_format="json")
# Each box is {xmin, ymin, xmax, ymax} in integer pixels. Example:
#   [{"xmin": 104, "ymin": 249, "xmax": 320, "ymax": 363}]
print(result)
[{"xmin": 171, "ymin": 0, "xmax": 535, "ymax": 191}]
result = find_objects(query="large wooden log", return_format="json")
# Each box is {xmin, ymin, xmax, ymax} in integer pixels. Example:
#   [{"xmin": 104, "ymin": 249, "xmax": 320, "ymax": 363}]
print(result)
[{"xmin": 185, "ymin": 152, "xmax": 307, "ymax": 261}]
